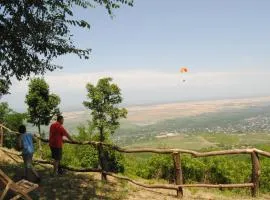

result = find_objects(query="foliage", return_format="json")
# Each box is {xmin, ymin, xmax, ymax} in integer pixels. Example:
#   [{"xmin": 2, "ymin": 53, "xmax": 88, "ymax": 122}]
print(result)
[
  {"xmin": 75, "ymin": 123, "xmax": 124, "ymax": 172},
  {"xmin": 260, "ymin": 158, "xmax": 270, "ymax": 192},
  {"xmin": 205, "ymin": 156, "xmax": 251, "ymax": 184},
  {"xmin": 0, "ymin": 0, "xmax": 133, "ymax": 96},
  {"xmin": 74, "ymin": 144, "xmax": 99, "ymax": 168},
  {"xmin": 0, "ymin": 79, "xmax": 10, "ymax": 98},
  {"xmin": 181, "ymin": 156, "xmax": 206, "ymax": 183},
  {"xmin": 4, "ymin": 112, "xmax": 27, "ymax": 132},
  {"xmin": 83, "ymin": 77, "xmax": 127, "ymax": 141},
  {"xmin": 0, "ymin": 102, "xmax": 26, "ymax": 148},
  {"xmin": 135, "ymin": 154, "xmax": 174, "ymax": 181},
  {"xmin": 25, "ymin": 78, "xmax": 60, "ymax": 135},
  {"xmin": 0, "ymin": 102, "xmax": 10, "ymax": 123},
  {"xmin": 103, "ymin": 146, "xmax": 125, "ymax": 173},
  {"xmin": 83, "ymin": 77, "xmax": 127, "ymax": 176},
  {"xmin": 71, "ymin": 123, "xmax": 99, "ymax": 168},
  {"xmin": 133, "ymin": 154, "xmax": 253, "ymax": 186}
]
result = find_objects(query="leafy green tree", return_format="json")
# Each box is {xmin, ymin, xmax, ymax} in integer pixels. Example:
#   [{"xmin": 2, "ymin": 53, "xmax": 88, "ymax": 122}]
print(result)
[
  {"xmin": 0, "ymin": 102, "xmax": 10, "ymax": 123},
  {"xmin": 0, "ymin": 102, "xmax": 27, "ymax": 130},
  {"xmin": 25, "ymin": 78, "xmax": 60, "ymax": 137},
  {"xmin": 0, "ymin": 0, "xmax": 133, "ymax": 96},
  {"xmin": 0, "ymin": 80, "xmax": 10, "ymax": 98},
  {"xmin": 83, "ymin": 77, "xmax": 127, "ymax": 180},
  {"xmin": 0, "ymin": 102, "xmax": 26, "ymax": 148}
]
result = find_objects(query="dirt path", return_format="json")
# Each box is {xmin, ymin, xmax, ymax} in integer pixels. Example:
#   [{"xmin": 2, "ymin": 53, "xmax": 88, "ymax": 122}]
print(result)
[{"xmin": 197, "ymin": 136, "xmax": 218, "ymax": 148}]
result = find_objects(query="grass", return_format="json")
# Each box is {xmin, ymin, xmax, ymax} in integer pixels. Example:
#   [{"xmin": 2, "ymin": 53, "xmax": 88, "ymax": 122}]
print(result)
[
  {"xmin": 1, "ymin": 150, "xmax": 270, "ymax": 200},
  {"xmin": 125, "ymin": 132, "xmax": 270, "ymax": 151},
  {"xmin": 127, "ymin": 135, "xmax": 212, "ymax": 150}
]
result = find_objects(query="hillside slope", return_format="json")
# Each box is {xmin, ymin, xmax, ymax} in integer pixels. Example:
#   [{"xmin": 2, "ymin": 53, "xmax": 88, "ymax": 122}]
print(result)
[{"xmin": 0, "ymin": 148, "xmax": 270, "ymax": 200}]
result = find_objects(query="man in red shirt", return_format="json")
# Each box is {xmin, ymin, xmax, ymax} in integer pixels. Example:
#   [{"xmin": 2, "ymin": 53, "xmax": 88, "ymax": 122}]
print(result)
[{"xmin": 49, "ymin": 115, "xmax": 75, "ymax": 176}]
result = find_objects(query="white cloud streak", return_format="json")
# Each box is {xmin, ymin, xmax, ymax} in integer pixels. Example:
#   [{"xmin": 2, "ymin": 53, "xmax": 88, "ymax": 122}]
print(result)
[{"xmin": 2, "ymin": 70, "xmax": 270, "ymax": 111}]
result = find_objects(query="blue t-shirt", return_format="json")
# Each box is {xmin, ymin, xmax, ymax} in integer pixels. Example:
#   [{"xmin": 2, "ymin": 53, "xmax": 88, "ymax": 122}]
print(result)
[{"xmin": 21, "ymin": 133, "xmax": 34, "ymax": 155}]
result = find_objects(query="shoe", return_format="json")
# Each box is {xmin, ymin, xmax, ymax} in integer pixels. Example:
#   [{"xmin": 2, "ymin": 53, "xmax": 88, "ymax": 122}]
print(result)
[{"xmin": 58, "ymin": 168, "xmax": 65, "ymax": 175}]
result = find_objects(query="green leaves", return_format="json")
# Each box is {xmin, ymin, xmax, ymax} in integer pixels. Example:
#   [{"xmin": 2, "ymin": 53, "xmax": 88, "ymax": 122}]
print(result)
[
  {"xmin": 83, "ymin": 77, "xmax": 127, "ymax": 138},
  {"xmin": 25, "ymin": 78, "xmax": 61, "ymax": 132},
  {"xmin": 0, "ymin": 102, "xmax": 11, "ymax": 123},
  {"xmin": 0, "ymin": 79, "xmax": 10, "ymax": 97},
  {"xmin": 0, "ymin": 102, "xmax": 26, "ymax": 130},
  {"xmin": 0, "ymin": 0, "xmax": 133, "ymax": 96},
  {"xmin": 65, "ymin": 19, "xmax": 90, "ymax": 28},
  {"xmin": 134, "ymin": 154, "xmax": 253, "ymax": 186},
  {"xmin": 0, "ymin": 102, "xmax": 26, "ymax": 148}
]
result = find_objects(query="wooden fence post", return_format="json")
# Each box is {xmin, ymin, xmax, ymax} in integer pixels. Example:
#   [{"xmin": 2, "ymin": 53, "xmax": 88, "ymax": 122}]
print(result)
[
  {"xmin": 0, "ymin": 126, "xmax": 3, "ymax": 147},
  {"xmin": 251, "ymin": 151, "xmax": 260, "ymax": 197},
  {"xmin": 173, "ymin": 152, "xmax": 183, "ymax": 198}
]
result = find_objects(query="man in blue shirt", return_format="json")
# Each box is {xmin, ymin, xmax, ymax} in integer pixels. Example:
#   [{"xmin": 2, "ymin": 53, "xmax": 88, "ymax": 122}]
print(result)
[{"xmin": 18, "ymin": 125, "xmax": 40, "ymax": 182}]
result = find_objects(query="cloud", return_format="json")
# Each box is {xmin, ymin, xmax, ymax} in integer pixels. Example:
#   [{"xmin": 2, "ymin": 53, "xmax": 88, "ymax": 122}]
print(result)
[{"xmin": 2, "ymin": 70, "xmax": 270, "ymax": 111}]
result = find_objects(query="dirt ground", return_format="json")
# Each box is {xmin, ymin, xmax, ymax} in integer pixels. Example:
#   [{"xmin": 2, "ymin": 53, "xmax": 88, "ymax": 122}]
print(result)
[{"xmin": 1, "ymin": 148, "xmax": 270, "ymax": 200}]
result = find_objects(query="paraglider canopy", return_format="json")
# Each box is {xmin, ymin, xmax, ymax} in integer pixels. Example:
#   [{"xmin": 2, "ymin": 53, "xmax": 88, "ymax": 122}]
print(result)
[
  {"xmin": 179, "ymin": 67, "xmax": 189, "ymax": 82},
  {"xmin": 180, "ymin": 67, "xmax": 188, "ymax": 73}
]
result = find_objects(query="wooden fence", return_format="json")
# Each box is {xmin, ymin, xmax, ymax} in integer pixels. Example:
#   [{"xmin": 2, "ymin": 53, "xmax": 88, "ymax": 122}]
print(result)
[{"xmin": 0, "ymin": 124, "xmax": 269, "ymax": 198}]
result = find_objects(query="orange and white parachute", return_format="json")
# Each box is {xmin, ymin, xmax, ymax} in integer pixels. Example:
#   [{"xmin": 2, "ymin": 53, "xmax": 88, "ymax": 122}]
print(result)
[
  {"xmin": 179, "ymin": 67, "xmax": 189, "ymax": 82},
  {"xmin": 180, "ymin": 67, "xmax": 188, "ymax": 73}
]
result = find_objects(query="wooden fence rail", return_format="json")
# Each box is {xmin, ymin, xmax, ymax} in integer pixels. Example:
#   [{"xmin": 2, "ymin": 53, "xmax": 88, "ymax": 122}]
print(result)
[{"xmin": 0, "ymin": 124, "xmax": 268, "ymax": 198}]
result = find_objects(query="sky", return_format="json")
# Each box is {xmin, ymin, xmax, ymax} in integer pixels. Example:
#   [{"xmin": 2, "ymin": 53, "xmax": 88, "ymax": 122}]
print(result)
[{"xmin": 2, "ymin": 0, "xmax": 270, "ymax": 111}]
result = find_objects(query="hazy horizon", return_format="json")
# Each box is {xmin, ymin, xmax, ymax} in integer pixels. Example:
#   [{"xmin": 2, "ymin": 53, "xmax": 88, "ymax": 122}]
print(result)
[{"xmin": 3, "ymin": 86, "xmax": 270, "ymax": 112}]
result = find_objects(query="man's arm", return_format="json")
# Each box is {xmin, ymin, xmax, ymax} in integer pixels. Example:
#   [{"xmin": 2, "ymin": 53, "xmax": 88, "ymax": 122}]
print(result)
[
  {"xmin": 61, "ymin": 126, "xmax": 76, "ymax": 143},
  {"xmin": 32, "ymin": 134, "xmax": 37, "ymax": 143},
  {"xmin": 66, "ymin": 133, "xmax": 76, "ymax": 143},
  {"xmin": 16, "ymin": 135, "xmax": 23, "ymax": 151}
]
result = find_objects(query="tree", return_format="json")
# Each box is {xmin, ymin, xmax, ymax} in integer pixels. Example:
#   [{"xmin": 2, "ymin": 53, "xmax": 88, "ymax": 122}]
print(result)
[
  {"xmin": 0, "ymin": 102, "xmax": 10, "ymax": 123},
  {"xmin": 0, "ymin": 80, "xmax": 10, "ymax": 98},
  {"xmin": 25, "ymin": 78, "xmax": 60, "ymax": 138},
  {"xmin": 0, "ymin": 102, "xmax": 26, "ymax": 148},
  {"xmin": 0, "ymin": 102, "xmax": 27, "ymax": 130},
  {"xmin": 83, "ymin": 77, "xmax": 127, "ymax": 180},
  {"xmin": 0, "ymin": 0, "xmax": 133, "ymax": 96}
]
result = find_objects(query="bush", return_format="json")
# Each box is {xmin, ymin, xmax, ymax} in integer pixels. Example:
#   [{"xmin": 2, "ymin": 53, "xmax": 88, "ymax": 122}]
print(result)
[
  {"xmin": 205, "ymin": 156, "xmax": 251, "ymax": 184},
  {"xmin": 104, "ymin": 147, "xmax": 125, "ymax": 173},
  {"xmin": 75, "ymin": 145, "xmax": 99, "ymax": 168},
  {"xmin": 135, "ymin": 155, "xmax": 174, "ymax": 181},
  {"xmin": 182, "ymin": 156, "xmax": 206, "ymax": 183},
  {"xmin": 134, "ymin": 154, "xmax": 252, "ymax": 186},
  {"xmin": 260, "ymin": 157, "xmax": 270, "ymax": 192}
]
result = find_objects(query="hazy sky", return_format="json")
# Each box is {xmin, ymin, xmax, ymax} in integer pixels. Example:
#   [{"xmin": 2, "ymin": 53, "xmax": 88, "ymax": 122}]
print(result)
[{"xmin": 2, "ymin": 0, "xmax": 270, "ymax": 111}]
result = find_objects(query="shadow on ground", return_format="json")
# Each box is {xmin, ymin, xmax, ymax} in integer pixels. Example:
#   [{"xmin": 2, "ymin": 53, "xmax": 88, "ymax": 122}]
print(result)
[{"xmin": 0, "ymin": 162, "xmax": 129, "ymax": 200}]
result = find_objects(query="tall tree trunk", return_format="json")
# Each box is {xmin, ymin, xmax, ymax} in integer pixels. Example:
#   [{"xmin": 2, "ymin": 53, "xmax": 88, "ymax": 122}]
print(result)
[
  {"xmin": 98, "ymin": 126, "xmax": 108, "ymax": 181},
  {"xmin": 38, "ymin": 123, "xmax": 42, "ymax": 151}
]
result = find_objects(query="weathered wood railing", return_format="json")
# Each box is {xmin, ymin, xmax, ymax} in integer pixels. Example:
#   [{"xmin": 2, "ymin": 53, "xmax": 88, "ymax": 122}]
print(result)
[{"xmin": 0, "ymin": 124, "xmax": 269, "ymax": 198}]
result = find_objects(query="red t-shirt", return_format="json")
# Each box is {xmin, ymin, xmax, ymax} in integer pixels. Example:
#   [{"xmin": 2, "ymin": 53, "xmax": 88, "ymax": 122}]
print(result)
[{"xmin": 49, "ymin": 122, "xmax": 68, "ymax": 148}]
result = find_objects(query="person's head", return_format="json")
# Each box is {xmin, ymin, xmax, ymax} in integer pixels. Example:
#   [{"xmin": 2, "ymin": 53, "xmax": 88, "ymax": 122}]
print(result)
[
  {"xmin": 18, "ymin": 125, "xmax": 26, "ymax": 134},
  {"xmin": 57, "ymin": 115, "xmax": 64, "ymax": 124}
]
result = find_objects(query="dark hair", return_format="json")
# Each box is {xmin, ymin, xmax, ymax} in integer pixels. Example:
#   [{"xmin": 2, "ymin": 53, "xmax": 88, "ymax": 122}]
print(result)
[
  {"xmin": 57, "ymin": 115, "xmax": 64, "ymax": 122},
  {"xmin": 18, "ymin": 125, "xmax": 26, "ymax": 134}
]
